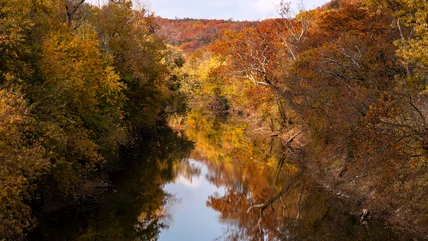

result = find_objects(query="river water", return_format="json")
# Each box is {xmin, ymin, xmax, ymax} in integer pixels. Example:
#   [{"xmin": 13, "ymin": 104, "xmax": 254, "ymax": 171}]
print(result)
[{"xmin": 32, "ymin": 111, "xmax": 410, "ymax": 241}]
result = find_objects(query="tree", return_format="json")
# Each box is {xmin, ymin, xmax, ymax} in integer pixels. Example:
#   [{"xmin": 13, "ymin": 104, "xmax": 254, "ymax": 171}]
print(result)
[
  {"xmin": 0, "ymin": 0, "xmax": 34, "ymax": 88},
  {"xmin": 211, "ymin": 1, "xmax": 312, "ymax": 126},
  {"xmin": 89, "ymin": 2, "xmax": 182, "ymax": 132},
  {"xmin": 0, "ymin": 88, "xmax": 48, "ymax": 239},
  {"xmin": 369, "ymin": 0, "xmax": 428, "ymax": 87},
  {"xmin": 0, "ymin": 0, "xmax": 188, "ymax": 238},
  {"xmin": 288, "ymin": 2, "xmax": 402, "ymax": 146},
  {"xmin": 31, "ymin": 24, "xmax": 126, "ymax": 200}
]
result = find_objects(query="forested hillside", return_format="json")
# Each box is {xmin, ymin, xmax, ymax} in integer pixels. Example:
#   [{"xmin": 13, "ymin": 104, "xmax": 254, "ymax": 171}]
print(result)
[
  {"xmin": 156, "ymin": 18, "xmax": 259, "ymax": 52},
  {"xmin": 179, "ymin": 0, "xmax": 428, "ymax": 235}
]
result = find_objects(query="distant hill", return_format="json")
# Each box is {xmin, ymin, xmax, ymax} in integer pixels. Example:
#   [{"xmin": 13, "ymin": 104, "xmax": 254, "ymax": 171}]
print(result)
[{"xmin": 156, "ymin": 18, "xmax": 260, "ymax": 53}]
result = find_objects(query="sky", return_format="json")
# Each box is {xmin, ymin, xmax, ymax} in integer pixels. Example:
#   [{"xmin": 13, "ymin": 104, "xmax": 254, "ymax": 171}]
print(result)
[{"xmin": 141, "ymin": 0, "xmax": 331, "ymax": 21}]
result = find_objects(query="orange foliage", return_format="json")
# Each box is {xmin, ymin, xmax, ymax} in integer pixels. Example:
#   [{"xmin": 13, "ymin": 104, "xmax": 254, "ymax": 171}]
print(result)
[{"xmin": 156, "ymin": 18, "xmax": 260, "ymax": 53}]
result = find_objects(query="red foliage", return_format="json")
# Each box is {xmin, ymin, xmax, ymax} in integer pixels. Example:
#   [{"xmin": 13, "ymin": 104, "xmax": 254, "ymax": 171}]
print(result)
[{"xmin": 155, "ymin": 18, "xmax": 260, "ymax": 53}]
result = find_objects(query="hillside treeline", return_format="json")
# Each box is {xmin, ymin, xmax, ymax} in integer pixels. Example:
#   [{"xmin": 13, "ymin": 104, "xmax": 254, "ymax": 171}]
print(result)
[
  {"xmin": 183, "ymin": 0, "xmax": 427, "ymax": 233},
  {"xmin": 156, "ymin": 18, "xmax": 259, "ymax": 53},
  {"xmin": 0, "ymin": 0, "xmax": 186, "ymax": 239}
]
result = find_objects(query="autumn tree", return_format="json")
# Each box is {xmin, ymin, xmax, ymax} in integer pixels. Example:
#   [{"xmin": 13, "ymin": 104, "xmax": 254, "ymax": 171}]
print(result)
[
  {"xmin": 211, "ymin": 1, "xmax": 312, "ymax": 126},
  {"xmin": 156, "ymin": 18, "xmax": 260, "ymax": 53},
  {"xmin": 86, "ymin": 2, "xmax": 186, "ymax": 132},
  {"xmin": 0, "ymin": 0, "xmax": 187, "ymax": 238},
  {"xmin": 0, "ymin": 89, "xmax": 49, "ymax": 239},
  {"xmin": 0, "ymin": 0, "xmax": 34, "ymax": 88},
  {"xmin": 29, "ymin": 25, "xmax": 126, "ymax": 199},
  {"xmin": 0, "ymin": 0, "xmax": 47, "ymax": 238},
  {"xmin": 368, "ymin": 0, "xmax": 428, "ymax": 87}
]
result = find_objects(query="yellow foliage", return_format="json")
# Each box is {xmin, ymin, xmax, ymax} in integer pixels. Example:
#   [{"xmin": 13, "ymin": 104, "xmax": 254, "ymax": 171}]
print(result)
[
  {"xmin": 32, "ymin": 25, "xmax": 126, "ymax": 196},
  {"xmin": 0, "ymin": 88, "xmax": 49, "ymax": 238}
]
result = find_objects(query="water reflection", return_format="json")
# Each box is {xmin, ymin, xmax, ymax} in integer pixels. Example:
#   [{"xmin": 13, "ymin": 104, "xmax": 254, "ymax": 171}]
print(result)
[
  {"xmin": 33, "ymin": 112, "xmax": 408, "ymax": 240},
  {"xmin": 158, "ymin": 160, "xmax": 226, "ymax": 241},
  {"xmin": 181, "ymin": 110, "xmax": 405, "ymax": 241},
  {"xmin": 78, "ymin": 128, "xmax": 195, "ymax": 241},
  {"xmin": 154, "ymin": 157, "xmax": 403, "ymax": 241},
  {"xmin": 31, "ymin": 127, "xmax": 194, "ymax": 241},
  {"xmin": 204, "ymin": 162, "xmax": 392, "ymax": 241}
]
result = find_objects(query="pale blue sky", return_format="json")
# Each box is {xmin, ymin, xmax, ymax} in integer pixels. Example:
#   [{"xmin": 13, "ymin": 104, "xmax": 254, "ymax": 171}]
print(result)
[
  {"xmin": 87, "ymin": 0, "xmax": 331, "ymax": 20},
  {"xmin": 143, "ymin": 0, "xmax": 331, "ymax": 20}
]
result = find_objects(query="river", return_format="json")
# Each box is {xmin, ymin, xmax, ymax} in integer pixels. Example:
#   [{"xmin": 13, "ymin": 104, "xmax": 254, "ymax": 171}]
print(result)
[{"xmin": 30, "ymin": 111, "xmax": 411, "ymax": 241}]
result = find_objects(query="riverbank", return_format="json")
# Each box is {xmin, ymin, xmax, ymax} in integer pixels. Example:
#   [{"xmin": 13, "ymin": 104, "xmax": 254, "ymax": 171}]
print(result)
[
  {"xmin": 301, "ymin": 150, "xmax": 428, "ymax": 240},
  {"xmin": 240, "ymin": 112, "xmax": 427, "ymax": 240},
  {"xmin": 172, "ymin": 100, "xmax": 428, "ymax": 240},
  {"xmin": 28, "ymin": 108, "xmax": 425, "ymax": 240}
]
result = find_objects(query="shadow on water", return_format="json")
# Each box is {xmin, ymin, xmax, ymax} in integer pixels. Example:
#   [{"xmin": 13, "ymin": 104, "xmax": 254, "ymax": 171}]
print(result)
[
  {"xmin": 30, "ymin": 111, "xmax": 412, "ymax": 241},
  {"xmin": 29, "ymin": 127, "xmax": 194, "ymax": 241}
]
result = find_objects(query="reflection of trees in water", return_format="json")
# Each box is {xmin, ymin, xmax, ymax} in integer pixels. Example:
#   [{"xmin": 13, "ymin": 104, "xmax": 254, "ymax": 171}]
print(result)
[
  {"xmin": 37, "ymin": 127, "xmax": 194, "ymax": 241},
  {"xmin": 207, "ymin": 168, "xmax": 402, "ymax": 241},
  {"xmin": 188, "ymin": 110, "xmax": 402, "ymax": 241},
  {"xmin": 90, "ymin": 127, "xmax": 194, "ymax": 241},
  {"xmin": 175, "ymin": 160, "xmax": 202, "ymax": 182}
]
